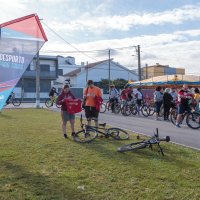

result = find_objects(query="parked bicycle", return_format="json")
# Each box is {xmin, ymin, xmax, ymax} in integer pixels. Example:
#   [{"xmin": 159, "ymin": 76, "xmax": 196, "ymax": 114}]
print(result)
[
  {"xmin": 73, "ymin": 115, "xmax": 129, "ymax": 143},
  {"xmin": 5, "ymin": 92, "xmax": 21, "ymax": 107},
  {"xmin": 45, "ymin": 95, "xmax": 61, "ymax": 108},
  {"xmin": 117, "ymin": 128, "xmax": 170, "ymax": 156}
]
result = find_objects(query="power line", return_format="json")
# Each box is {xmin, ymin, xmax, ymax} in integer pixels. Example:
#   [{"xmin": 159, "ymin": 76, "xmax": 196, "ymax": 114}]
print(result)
[{"xmin": 41, "ymin": 21, "xmax": 99, "ymax": 62}]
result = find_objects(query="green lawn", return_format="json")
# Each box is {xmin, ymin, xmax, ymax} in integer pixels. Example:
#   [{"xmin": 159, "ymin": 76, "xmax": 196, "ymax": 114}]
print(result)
[{"xmin": 0, "ymin": 109, "xmax": 200, "ymax": 200}]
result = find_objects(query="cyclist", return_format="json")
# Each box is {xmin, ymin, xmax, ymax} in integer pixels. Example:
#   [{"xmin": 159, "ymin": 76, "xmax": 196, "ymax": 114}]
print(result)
[
  {"xmin": 49, "ymin": 87, "xmax": 58, "ymax": 106},
  {"xmin": 83, "ymin": 80, "xmax": 102, "ymax": 127},
  {"xmin": 109, "ymin": 85, "xmax": 119, "ymax": 112},
  {"xmin": 194, "ymin": 88, "xmax": 200, "ymax": 112},
  {"xmin": 134, "ymin": 88, "xmax": 143, "ymax": 115},
  {"xmin": 6, "ymin": 92, "xmax": 14, "ymax": 105},
  {"xmin": 163, "ymin": 88, "xmax": 173, "ymax": 120},
  {"xmin": 175, "ymin": 84, "xmax": 193, "ymax": 128},
  {"xmin": 120, "ymin": 85, "xmax": 129, "ymax": 103}
]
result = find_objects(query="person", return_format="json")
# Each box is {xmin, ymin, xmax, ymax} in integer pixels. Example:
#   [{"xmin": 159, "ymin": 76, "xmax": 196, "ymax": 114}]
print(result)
[
  {"xmin": 109, "ymin": 85, "xmax": 119, "ymax": 112},
  {"xmin": 170, "ymin": 87, "xmax": 178, "ymax": 108},
  {"xmin": 6, "ymin": 91, "xmax": 14, "ymax": 104},
  {"xmin": 154, "ymin": 86, "xmax": 163, "ymax": 120},
  {"xmin": 176, "ymin": 84, "xmax": 193, "ymax": 128},
  {"xmin": 84, "ymin": 80, "xmax": 102, "ymax": 127},
  {"xmin": 120, "ymin": 85, "xmax": 129, "ymax": 103},
  {"xmin": 49, "ymin": 87, "xmax": 58, "ymax": 106},
  {"xmin": 194, "ymin": 88, "xmax": 200, "ymax": 112},
  {"xmin": 57, "ymin": 85, "xmax": 76, "ymax": 138},
  {"xmin": 163, "ymin": 88, "xmax": 173, "ymax": 120},
  {"xmin": 135, "ymin": 88, "xmax": 143, "ymax": 115}
]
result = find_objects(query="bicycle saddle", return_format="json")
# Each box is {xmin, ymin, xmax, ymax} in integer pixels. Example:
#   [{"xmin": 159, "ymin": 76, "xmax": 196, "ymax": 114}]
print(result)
[{"xmin": 99, "ymin": 123, "xmax": 106, "ymax": 127}]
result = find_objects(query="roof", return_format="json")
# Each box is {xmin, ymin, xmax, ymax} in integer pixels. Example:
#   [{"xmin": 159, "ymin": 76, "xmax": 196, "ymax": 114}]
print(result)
[{"xmin": 64, "ymin": 60, "xmax": 108, "ymax": 76}]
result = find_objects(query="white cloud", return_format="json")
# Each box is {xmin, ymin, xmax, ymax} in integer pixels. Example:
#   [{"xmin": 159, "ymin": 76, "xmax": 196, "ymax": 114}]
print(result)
[{"xmin": 49, "ymin": 4, "xmax": 200, "ymax": 34}]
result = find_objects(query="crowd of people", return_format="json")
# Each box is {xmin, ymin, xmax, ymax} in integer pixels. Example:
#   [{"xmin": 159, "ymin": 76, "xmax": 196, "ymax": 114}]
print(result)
[{"xmin": 51, "ymin": 81, "xmax": 200, "ymax": 138}]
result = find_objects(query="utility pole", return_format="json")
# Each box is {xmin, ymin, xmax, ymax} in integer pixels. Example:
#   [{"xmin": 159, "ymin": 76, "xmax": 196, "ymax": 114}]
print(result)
[
  {"xmin": 86, "ymin": 61, "xmax": 88, "ymax": 83},
  {"xmin": 35, "ymin": 51, "xmax": 40, "ymax": 108},
  {"xmin": 137, "ymin": 45, "xmax": 141, "ymax": 81},
  {"xmin": 108, "ymin": 49, "xmax": 111, "ymax": 93},
  {"xmin": 145, "ymin": 63, "xmax": 148, "ymax": 79}
]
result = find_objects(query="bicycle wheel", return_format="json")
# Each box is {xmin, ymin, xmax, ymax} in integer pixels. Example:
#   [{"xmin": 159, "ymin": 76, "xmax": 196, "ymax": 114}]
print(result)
[
  {"xmin": 117, "ymin": 142, "xmax": 147, "ymax": 152},
  {"xmin": 56, "ymin": 103, "xmax": 61, "ymax": 108},
  {"xmin": 45, "ymin": 99, "xmax": 52, "ymax": 108},
  {"xmin": 108, "ymin": 128, "xmax": 129, "ymax": 140},
  {"xmin": 131, "ymin": 105, "xmax": 137, "ymax": 115},
  {"xmin": 170, "ymin": 109, "xmax": 177, "ymax": 125},
  {"xmin": 100, "ymin": 103, "xmax": 106, "ymax": 113},
  {"xmin": 121, "ymin": 105, "xmax": 131, "ymax": 116},
  {"xmin": 148, "ymin": 105, "xmax": 155, "ymax": 116},
  {"xmin": 73, "ymin": 129, "xmax": 98, "ymax": 143},
  {"xmin": 141, "ymin": 105, "xmax": 149, "ymax": 117},
  {"xmin": 12, "ymin": 99, "xmax": 21, "ymax": 106},
  {"xmin": 186, "ymin": 112, "xmax": 200, "ymax": 129},
  {"xmin": 113, "ymin": 103, "xmax": 121, "ymax": 114}
]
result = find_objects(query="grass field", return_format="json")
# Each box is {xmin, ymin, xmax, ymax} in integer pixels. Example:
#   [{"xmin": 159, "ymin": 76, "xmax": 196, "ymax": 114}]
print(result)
[{"xmin": 0, "ymin": 108, "xmax": 200, "ymax": 200}]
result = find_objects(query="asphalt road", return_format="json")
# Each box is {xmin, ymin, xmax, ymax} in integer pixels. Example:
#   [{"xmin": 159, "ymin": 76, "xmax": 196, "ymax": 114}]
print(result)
[
  {"xmin": 3, "ymin": 103, "xmax": 200, "ymax": 150},
  {"xmin": 96, "ymin": 111, "xmax": 200, "ymax": 150}
]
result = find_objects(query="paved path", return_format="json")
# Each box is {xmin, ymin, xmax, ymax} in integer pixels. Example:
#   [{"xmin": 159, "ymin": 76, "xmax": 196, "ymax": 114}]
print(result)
[{"xmin": 3, "ymin": 103, "xmax": 200, "ymax": 150}]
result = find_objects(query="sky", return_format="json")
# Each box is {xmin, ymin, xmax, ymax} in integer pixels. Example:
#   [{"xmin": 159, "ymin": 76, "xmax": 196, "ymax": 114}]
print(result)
[{"xmin": 0, "ymin": 0, "xmax": 200, "ymax": 74}]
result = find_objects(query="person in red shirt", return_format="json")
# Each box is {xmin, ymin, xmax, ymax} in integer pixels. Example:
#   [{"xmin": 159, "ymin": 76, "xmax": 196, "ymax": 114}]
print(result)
[
  {"xmin": 57, "ymin": 84, "xmax": 76, "ymax": 138},
  {"xmin": 176, "ymin": 84, "xmax": 193, "ymax": 128},
  {"xmin": 120, "ymin": 85, "xmax": 129, "ymax": 102}
]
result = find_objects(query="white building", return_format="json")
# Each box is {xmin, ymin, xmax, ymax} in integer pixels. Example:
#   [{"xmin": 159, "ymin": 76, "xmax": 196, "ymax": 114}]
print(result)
[{"xmin": 64, "ymin": 60, "xmax": 138, "ymax": 88}]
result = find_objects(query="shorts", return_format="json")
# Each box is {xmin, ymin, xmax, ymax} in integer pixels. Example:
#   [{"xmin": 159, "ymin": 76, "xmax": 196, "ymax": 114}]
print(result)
[
  {"xmin": 155, "ymin": 101, "xmax": 162, "ymax": 113},
  {"xmin": 136, "ymin": 99, "xmax": 142, "ymax": 106},
  {"xmin": 62, "ymin": 111, "xmax": 75, "ymax": 122},
  {"xmin": 177, "ymin": 104, "xmax": 190, "ymax": 114},
  {"xmin": 85, "ymin": 106, "xmax": 99, "ymax": 120}
]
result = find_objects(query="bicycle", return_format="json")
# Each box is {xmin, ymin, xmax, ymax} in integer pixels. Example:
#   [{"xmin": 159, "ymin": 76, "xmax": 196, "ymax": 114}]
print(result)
[
  {"xmin": 100, "ymin": 98, "xmax": 120, "ymax": 113},
  {"xmin": 5, "ymin": 92, "xmax": 21, "ymax": 107},
  {"xmin": 171, "ymin": 109, "xmax": 200, "ymax": 129},
  {"xmin": 117, "ymin": 128, "xmax": 170, "ymax": 156},
  {"xmin": 73, "ymin": 115, "xmax": 129, "ymax": 143},
  {"xmin": 45, "ymin": 95, "xmax": 61, "ymax": 108}
]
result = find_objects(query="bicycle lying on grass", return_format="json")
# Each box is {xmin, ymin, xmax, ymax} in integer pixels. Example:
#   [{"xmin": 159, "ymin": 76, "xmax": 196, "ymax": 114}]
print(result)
[
  {"xmin": 73, "ymin": 115, "xmax": 129, "ymax": 143},
  {"xmin": 117, "ymin": 128, "xmax": 170, "ymax": 156}
]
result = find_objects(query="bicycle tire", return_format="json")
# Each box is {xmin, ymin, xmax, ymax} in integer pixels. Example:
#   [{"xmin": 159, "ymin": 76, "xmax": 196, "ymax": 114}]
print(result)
[
  {"xmin": 100, "ymin": 103, "xmax": 106, "ymax": 113},
  {"xmin": 56, "ymin": 103, "xmax": 61, "ymax": 108},
  {"xmin": 117, "ymin": 142, "xmax": 147, "ymax": 152},
  {"xmin": 148, "ymin": 105, "xmax": 155, "ymax": 116},
  {"xmin": 131, "ymin": 105, "xmax": 137, "ymax": 115},
  {"xmin": 108, "ymin": 128, "xmax": 129, "ymax": 140},
  {"xmin": 141, "ymin": 105, "xmax": 149, "ymax": 117},
  {"xmin": 186, "ymin": 112, "xmax": 200, "ymax": 129},
  {"xmin": 121, "ymin": 104, "xmax": 131, "ymax": 116},
  {"xmin": 73, "ymin": 129, "xmax": 98, "ymax": 143},
  {"xmin": 45, "ymin": 99, "xmax": 52, "ymax": 108},
  {"xmin": 12, "ymin": 99, "xmax": 21, "ymax": 106},
  {"xmin": 170, "ymin": 109, "xmax": 177, "ymax": 125},
  {"xmin": 113, "ymin": 103, "xmax": 121, "ymax": 114}
]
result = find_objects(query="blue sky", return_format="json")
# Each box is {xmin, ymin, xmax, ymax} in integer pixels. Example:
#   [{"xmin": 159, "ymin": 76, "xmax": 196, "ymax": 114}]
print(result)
[{"xmin": 0, "ymin": 0, "xmax": 200, "ymax": 73}]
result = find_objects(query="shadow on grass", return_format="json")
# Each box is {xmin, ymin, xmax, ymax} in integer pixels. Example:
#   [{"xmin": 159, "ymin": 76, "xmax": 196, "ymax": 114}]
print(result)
[
  {"xmin": 1, "ymin": 161, "xmax": 91, "ymax": 200},
  {"xmin": 75, "ymin": 137, "xmax": 198, "ymax": 170},
  {"xmin": 0, "ymin": 112, "xmax": 13, "ymax": 119}
]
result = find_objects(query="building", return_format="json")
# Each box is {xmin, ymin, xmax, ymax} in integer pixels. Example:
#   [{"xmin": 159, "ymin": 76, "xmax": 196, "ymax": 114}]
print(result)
[
  {"xmin": 14, "ymin": 55, "xmax": 58, "ymax": 101},
  {"xmin": 141, "ymin": 63, "xmax": 185, "ymax": 80},
  {"xmin": 63, "ymin": 60, "xmax": 138, "ymax": 88}
]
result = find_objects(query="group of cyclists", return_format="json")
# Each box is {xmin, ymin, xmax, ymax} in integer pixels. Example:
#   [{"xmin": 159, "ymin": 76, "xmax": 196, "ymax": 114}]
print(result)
[{"xmin": 106, "ymin": 83, "xmax": 200, "ymax": 128}]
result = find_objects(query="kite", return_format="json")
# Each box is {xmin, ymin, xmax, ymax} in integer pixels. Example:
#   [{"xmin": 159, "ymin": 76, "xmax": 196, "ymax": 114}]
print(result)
[{"xmin": 0, "ymin": 14, "xmax": 47, "ymax": 111}]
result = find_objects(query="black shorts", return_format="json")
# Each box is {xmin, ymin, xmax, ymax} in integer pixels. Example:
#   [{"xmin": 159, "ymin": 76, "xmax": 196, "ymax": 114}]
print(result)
[
  {"xmin": 85, "ymin": 106, "xmax": 99, "ymax": 120},
  {"xmin": 177, "ymin": 104, "xmax": 190, "ymax": 114}
]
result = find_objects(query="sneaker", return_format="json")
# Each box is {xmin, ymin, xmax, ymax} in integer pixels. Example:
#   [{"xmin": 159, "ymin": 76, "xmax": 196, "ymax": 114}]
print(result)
[
  {"xmin": 71, "ymin": 132, "xmax": 76, "ymax": 137},
  {"xmin": 64, "ymin": 134, "xmax": 68, "ymax": 138},
  {"xmin": 175, "ymin": 124, "xmax": 181, "ymax": 128}
]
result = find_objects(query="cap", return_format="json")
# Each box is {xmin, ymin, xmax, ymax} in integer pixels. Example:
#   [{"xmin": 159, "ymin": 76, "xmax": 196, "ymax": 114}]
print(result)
[{"xmin": 87, "ymin": 80, "xmax": 94, "ymax": 85}]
